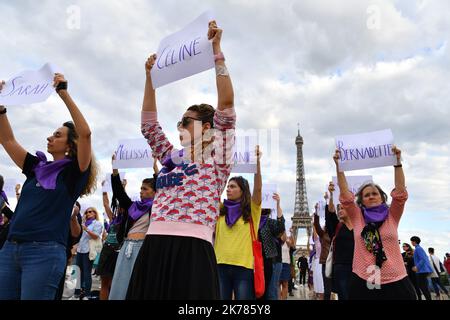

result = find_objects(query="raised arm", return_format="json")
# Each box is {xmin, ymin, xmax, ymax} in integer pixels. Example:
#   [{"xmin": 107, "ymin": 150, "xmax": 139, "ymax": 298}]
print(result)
[
  {"xmin": 143, "ymin": 54, "xmax": 157, "ymax": 112},
  {"xmin": 54, "ymin": 74, "xmax": 91, "ymax": 172},
  {"xmin": 328, "ymin": 182, "xmax": 336, "ymax": 213},
  {"xmin": 252, "ymin": 145, "xmax": 262, "ymax": 205},
  {"xmin": 111, "ymin": 154, "xmax": 132, "ymax": 210},
  {"xmin": 70, "ymin": 205, "xmax": 82, "ymax": 238},
  {"xmin": 208, "ymin": 21, "xmax": 234, "ymax": 111},
  {"xmin": 313, "ymin": 203, "xmax": 325, "ymax": 237},
  {"xmin": 393, "ymin": 146, "xmax": 405, "ymax": 192},
  {"xmin": 102, "ymin": 181, "xmax": 114, "ymax": 222},
  {"xmin": 0, "ymin": 81, "xmax": 27, "ymax": 169},
  {"xmin": 333, "ymin": 149, "xmax": 351, "ymax": 199}
]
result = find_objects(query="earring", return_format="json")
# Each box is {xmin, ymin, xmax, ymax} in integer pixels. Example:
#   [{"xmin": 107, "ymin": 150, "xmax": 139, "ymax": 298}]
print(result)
[{"xmin": 65, "ymin": 151, "xmax": 69, "ymax": 156}]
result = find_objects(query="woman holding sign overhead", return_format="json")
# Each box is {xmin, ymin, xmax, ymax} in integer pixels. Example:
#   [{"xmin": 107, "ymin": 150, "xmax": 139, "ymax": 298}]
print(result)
[
  {"xmin": 333, "ymin": 147, "xmax": 416, "ymax": 300},
  {"xmin": 0, "ymin": 75, "xmax": 97, "ymax": 300},
  {"xmin": 126, "ymin": 20, "xmax": 235, "ymax": 299}
]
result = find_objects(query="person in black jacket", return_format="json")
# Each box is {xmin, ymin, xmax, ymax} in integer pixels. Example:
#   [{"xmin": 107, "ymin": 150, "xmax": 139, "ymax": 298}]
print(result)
[
  {"xmin": 108, "ymin": 155, "xmax": 158, "ymax": 300},
  {"xmin": 258, "ymin": 193, "xmax": 285, "ymax": 300},
  {"xmin": 324, "ymin": 181, "xmax": 354, "ymax": 300},
  {"xmin": 297, "ymin": 255, "xmax": 309, "ymax": 285}
]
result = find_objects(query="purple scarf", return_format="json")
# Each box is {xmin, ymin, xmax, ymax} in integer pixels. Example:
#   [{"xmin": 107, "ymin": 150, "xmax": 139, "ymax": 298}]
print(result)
[
  {"xmin": 161, "ymin": 149, "xmax": 184, "ymax": 173},
  {"xmin": 223, "ymin": 199, "xmax": 243, "ymax": 227},
  {"xmin": 33, "ymin": 151, "xmax": 72, "ymax": 190},
  {"xmin": 1, "ymin": 190, "xmax": 8, "ymax": 205},
  {"xmin": 259, "ymin": 215, "xmax": 269, "ymax": 231},
  {"xmin": 85, "ymin": 218, "xmax": 95, "ymax": 227},
  {"xmin": 128, "ymin": 198, "xmax": 153, "ymax": 221},
  {"xmin": 363, "ymin": 203, "xmax": 389, "ymax": 224}
]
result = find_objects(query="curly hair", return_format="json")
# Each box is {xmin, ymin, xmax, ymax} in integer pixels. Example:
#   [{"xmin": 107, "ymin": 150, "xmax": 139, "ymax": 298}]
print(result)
[
  {"xmin": 187, "ymin": 104, "xmax": 215, "ymax": 128},
  {"xmin": 63, "ymin": 121, "xmax": 98, "ymax": 196}
]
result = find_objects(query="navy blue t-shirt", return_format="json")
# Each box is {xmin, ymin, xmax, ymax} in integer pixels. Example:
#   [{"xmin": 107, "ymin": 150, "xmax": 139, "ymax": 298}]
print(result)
[{"xmin": 8, "ymin": 153, "xmax": 90, "ymax": 246}]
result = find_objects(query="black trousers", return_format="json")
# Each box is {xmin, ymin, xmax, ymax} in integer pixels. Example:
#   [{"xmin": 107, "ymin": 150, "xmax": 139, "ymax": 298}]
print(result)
[
  {"xmin": 416, "ymin": 273, "xmax": 432, "ymax": 300},
  {"xmin": 348, "ymin": 273, "xmax": 417, "ymax": 300},
  {"xmin": 299, "ymin": 269, "xmax": 307, "ymax": 285},
  {"xmin": 258, "ymin": 257, "xmax": 273, "ymax": 300},
  {"xmin": 321, "ymin": 264, "xmax": 332, "ymax": 300}
]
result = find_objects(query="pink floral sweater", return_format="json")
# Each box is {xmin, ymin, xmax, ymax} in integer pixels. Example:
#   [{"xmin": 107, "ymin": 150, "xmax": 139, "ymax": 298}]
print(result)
[{"xmin": 141, "ymin": 108, "xmax": 236, "ymax": 244}]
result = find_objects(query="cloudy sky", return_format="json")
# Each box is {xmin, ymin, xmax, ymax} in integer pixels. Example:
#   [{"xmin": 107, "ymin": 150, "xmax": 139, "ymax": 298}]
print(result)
[{"xmin": 0, "ymin": 0, "xmax": 449, "ymax": 259}]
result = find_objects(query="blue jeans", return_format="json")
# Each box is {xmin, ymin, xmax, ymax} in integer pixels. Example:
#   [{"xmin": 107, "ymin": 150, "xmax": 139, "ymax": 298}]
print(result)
[
  {"xmin": 333, "ymin": 263, "xmax": 352, "ymax": 300},
  {"xmin": 0, "ymin": 240, "xmax": 66, "ymax": 300},
  {"xmin": 267, "ymin": 262, "xmax": 282, "ymax": 300},
  {"xmin": 217, "ymin": 264, "xmax": 254, "ymax": 300},
  {"xmin": 109, "ymin": 239, "xmax": 143, "ymax": 300},
  {"xmin": 75, "ymin": 252, "xmax": 93, "ymax": 296}
]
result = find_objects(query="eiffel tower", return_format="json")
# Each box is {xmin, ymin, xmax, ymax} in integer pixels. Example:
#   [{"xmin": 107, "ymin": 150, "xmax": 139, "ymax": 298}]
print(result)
[{"xmin": 291, "ymin": 124, "xmax": 312, "ymax": 258}]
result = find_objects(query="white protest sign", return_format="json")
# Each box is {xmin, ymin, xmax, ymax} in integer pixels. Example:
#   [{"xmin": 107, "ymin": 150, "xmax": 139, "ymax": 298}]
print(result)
[
  {"xmin": 151, "ymin": 11, "xmax": 215, "ymax": 89},
  {"xmin": 3, "ymin": 178, "xmax": 19, "ymax": 199},
  {"xmin": 0, "ymin": 63, "xmax": 60, "ymax": 105},
  {"xmin": 101, "ymin": 172, "xmax": 126, "ymax": 193},
  {"xmin": 331, "ymin": 175, "xmax": 373, "ymax": 203},
  {"xmin": 113, "ymin": 138, "xmax": 154, "ymax": 169},
  {"xmin": 231, "ymin": 133, "xmax": 257, "ymax": 173},
  {"xmin": 317, "ymin": 200, "xmax": 326, "ymax": 218},
  {"xmin": 261, "ymin": 184, "xmax": 277, "ymax": 213},
  {"xmin": 335, "ymin": 129, "xmax": 396, "ymax": 172}
]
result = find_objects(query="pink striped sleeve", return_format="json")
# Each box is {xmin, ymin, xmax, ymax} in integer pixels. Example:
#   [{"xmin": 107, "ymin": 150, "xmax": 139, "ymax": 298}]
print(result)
[{"xmin": 141, "ymin": 111, "xmax": 173, "ymax": 162}]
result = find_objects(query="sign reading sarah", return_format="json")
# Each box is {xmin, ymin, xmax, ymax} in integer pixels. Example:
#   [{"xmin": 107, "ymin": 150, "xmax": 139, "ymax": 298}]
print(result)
[
  {"xmin": 151, "ymin": 11, "xmax": 215, "ymax": 89},
  {"xmin": 112, "ymin": 138, "xmax": 154, "ymax": 169},
  {"xmin": 335, "ymin": 129, "xmax": 396, "ymax": 172},
  {"xmin": 0, "ymin": 63, "xmax": 60, "ymax": 105}
]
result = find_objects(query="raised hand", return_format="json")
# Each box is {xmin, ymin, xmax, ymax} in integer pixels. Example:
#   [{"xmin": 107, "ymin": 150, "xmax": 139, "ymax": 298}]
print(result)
[
  {"xmin": 255, "ymin": 145, "xmax": 262, "ymax": 160},
  {"xmin": 53, "ymin": 73, "xmax": 68, "ymax": 93},
  {"xmin": 145, "ymin": 54, "xmax": 157, "ymax": 74},
  {"xmin": 333, "ymin": 149, "xmax": 340, "ymax": 167},
  {"xmin": 207, "ymin": 20, "xmax": 222, "ymax": 47},
  {"xmin": 392, "ymin": 145, "xmax": 402, "ymax": 164},
  {"xmin": 273, "ymin": 192, "xmax": 281, "ymax": 204}
]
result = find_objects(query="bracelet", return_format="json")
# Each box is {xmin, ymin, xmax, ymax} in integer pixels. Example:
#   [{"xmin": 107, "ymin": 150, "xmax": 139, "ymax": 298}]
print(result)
[
  {"xmin": 0, "ymin": 107, "xmax": 6, "ymax": 115},
  {"xmin": 56, "ymin": 82, "xmax": 68, "ymax": 93},
  {"xmin": 214, "ymin": 52, "xmax": 225, "ymax": 62},
  {"xmin": 394, "ymin": 164, "xmax": 402, "ymax": 168},
  {"xmin": 215, "ymin": 64, "xmax": 229, "ymax": 77}
]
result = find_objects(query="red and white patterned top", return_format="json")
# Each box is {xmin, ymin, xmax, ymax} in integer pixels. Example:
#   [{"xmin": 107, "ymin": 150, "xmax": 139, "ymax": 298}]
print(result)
[
  {"xmin": 141, "ymin": 108, "xmax": 236, "ymax": 244},
  {"xmin": 340, "ymin": 189, "xmax": 408, "ymax": 285}
]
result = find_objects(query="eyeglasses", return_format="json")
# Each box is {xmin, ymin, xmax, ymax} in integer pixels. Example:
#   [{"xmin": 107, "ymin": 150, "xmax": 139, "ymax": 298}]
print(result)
[{"xmin": 177, "ymin": 116, "xmax": 202, "ymax": 128}]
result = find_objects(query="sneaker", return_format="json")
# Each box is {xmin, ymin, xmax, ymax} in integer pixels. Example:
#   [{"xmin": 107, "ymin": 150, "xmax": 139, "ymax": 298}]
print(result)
[{"xmin": 289, "ymin": 292, "xmax": 294, "ymax": 296}]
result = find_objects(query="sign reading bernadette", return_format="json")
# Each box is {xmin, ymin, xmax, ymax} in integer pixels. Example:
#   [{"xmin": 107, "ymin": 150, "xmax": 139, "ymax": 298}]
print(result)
[{"xmin": 335, "ymin": 129, "xmax": 396, "ymax": 172}]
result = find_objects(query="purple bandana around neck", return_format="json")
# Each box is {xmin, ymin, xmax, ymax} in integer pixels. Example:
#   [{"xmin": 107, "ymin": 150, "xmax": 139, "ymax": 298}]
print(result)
[
  {"xmin": 33, "ymin": 151, "xmax": 72, "ymax": 190},
  {"xmin": 161, "ymin": 149, "xmax": 184, "ymax": 173},
  {"xmin": 223, "ymin": 199, "xmax": 243, "ymax": 227},
  {"xmin": 363, "ymin": 203, "xmax": 389, "ymax": 224},
  {"xmin": 1, "ymin": 190, "xmax": 8, "ymax": 205},
  {"xmin": 85, "ymin": 218, "xmax": 95, "ymax": 227},
  {"xmin": 259, "ymin": 215, "xmax": 269, "ymax": 231},
  {"xmin": 128, "ymin": 198, "xmax": 153, "ymax": 221}
]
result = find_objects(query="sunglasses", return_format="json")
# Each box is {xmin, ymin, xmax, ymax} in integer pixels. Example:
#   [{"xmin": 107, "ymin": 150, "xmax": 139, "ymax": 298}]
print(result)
[
  {"xmin": 177, "ymin": 116, "xmax": 202, "ymax": 128},
  {"xmin": 86, "ymin": 210, "xmax": 94, "ymax": 213}
]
